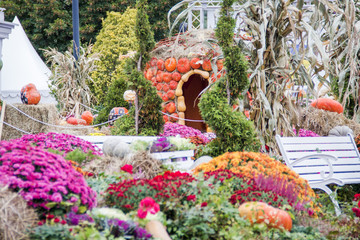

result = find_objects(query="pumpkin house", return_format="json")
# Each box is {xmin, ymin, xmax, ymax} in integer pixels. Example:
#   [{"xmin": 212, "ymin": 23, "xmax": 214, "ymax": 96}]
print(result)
[{"xmin": 144, "ymin": 30, "xmax": 224, "ymax": 131}]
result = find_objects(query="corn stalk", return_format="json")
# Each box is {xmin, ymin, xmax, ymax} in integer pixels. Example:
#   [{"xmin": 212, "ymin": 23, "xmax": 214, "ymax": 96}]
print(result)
[{"xmin": 43, "ymin": 44, "xmax": 100, "ymax": 117}]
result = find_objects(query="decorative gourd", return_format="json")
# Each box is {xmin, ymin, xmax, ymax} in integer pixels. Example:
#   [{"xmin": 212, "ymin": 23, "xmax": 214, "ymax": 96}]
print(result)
[
  {"xmin": 193, "ymin": 69, "xmax": 210, "ymax": 79},
  {"xmin": 163, "ymin": 72, "xmax": 172, "ymax": 83},
  {"xmin": 172, "ymin": 71, "xmax": 181, "ymax": 82},
  {"xmin": 108, "ymin": 107, "xmax": 128, "ymax": 126},
  {"xmin": 177, "ymin": 96, "xmax": 186, "ymax": 112},
  {"xmin": 178, "ymin": 112, "xmax": 185, "ymax": 125},
  {"xmin": 166, "ymin": 102, "xmax": 176, "ymax": 114},
  {"xmin": 202, "ymin": 59, "xmax": 212, "ymax": 71},
  {"xmin": 311, "ymin": 98, "xmax": 344, "ymax": 114},
  {"xmin": 81, "ymin": 111, "xmax": 93, "ymax": 125},
  {"xmin": 165, "ymin": 57, "xmax": 176, "ymax": 72},
  {"xmin": 162, "ymin": 84, "xmax": 170, "ymax": 92},
  {"xmin": 67, "ymin": 117, "xmax": 78, "ymax": 125},
  {"xmin": 157, "ymin": 59, "xmax": 165, "ymax": 70},
  {"xmin": 20, "ymin": 83, "xmax": 41, "ymax": 105},
  {"xmin": 181, "ymin": 70, "xmax": 194, "ymax": 82},
  {"xmin": 328, "ymin": 126, "xmax": 353, "ymax": 136},
  {"xmin": 175, "ymin": 81, "xmax": 184, "ymax": 96},
  {"xmin": 216, "ymin": 59, "xmax": 224, "ymax": 71},
  {"xmin": 177, "ymin": 58, "xmax": 191, "ymax": 73},
  {"xmin": 190, "ymin": 57, "xmax": 201, "ymax": 69},
  {"xmin": 169, "ymin": 81, "xmax": 178, "ymax": 90}
]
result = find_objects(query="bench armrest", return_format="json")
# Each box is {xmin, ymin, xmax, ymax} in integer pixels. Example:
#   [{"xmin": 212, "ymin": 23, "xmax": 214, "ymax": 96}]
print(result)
[{"xmin": 289, "ymin": 154, "xmax": 340, "ymax": 181}]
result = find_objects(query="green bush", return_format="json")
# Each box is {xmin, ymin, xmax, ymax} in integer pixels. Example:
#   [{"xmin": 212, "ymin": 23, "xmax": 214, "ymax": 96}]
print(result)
[{"xmin": 90, "ymin": 8, "xmax": 138, "ymax": 103}]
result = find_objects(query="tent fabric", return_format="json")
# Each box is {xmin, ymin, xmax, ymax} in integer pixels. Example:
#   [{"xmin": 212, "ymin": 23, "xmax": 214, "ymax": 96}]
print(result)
[{"xmin": 0, "ymin": 16, "xmax": 57, "ymax": 104}]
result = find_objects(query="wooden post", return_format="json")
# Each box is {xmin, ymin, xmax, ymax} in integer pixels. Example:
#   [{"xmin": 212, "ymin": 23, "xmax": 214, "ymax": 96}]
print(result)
[{"xmin": 0, "ymin": 100, "xmax": 6, "ymax": 140}]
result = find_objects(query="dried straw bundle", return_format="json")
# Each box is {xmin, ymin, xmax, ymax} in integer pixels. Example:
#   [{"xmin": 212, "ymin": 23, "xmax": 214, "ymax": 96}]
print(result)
[
  {"xmin": 122, "ymin": 151, "xmax": 162, "ymax": 179},
  {"xmin": 299, "ymin": 106, "xmax": 360, "ymax": 136},
  {"xmin": 2, "ymin": 103, "xmax": 58, "ymax": 140},
  {"xmin": 0, "ymin": 186, "xmax": 38, "ymax": 240}
]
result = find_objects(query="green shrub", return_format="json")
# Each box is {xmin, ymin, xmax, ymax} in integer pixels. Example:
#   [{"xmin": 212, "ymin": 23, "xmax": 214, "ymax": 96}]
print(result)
[{"xmin": 90, "ymin": 8, "xmax": 138, "ymax": 103}]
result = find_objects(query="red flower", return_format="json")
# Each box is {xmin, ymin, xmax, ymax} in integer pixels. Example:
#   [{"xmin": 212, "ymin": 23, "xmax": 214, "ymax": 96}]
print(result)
[
  {"xmin": 47, "ymin": 214, "xmax": 55, "ymax": 219},
  {"xmin": 54, "ymin": 218, "xmax": 60, "ymax": 223},
  {"xmin": 37, "ymin": 221, "xmax": 44, "ymax": 226},
  {"xmin": 201, "ymin": 202, "xmax": 208, "ymax": 207},
  {"xmin": 186, "ymin": 195, "xmax": 196, "ymax": 202},
  {"xmin": 137, "ymin": 197, "xmax": 160, "ymax": 219},
  {"xmin": 61, "ymin": 220, "xmax": 67, "ymax": 225},
  {"xmin": 121, "ymin": 164, "xmax": 133, "ymax": 174}
]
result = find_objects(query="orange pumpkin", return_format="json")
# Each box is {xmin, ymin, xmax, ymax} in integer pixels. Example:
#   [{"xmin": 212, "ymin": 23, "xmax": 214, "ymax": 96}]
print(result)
[
  {"xmin": 67, "ymin": 117, "xmax": 78, "ymax": 125},
  {"xmin": 238, "ymin": 202, "xmax": 271, "ymax": 225},
  {"xmin": 166, "ymin": 102, "xmax": 176, "ymax": 114},
  {"xmin": 81, "ymin": 111, "xmax": 93, "ymax": 125},
  {"xmin": 202, "ymin": 59, "xmax": 212, "ymax": 71},
  {"xmin": 163, "ymin": 72, "xmax": 172, "ymax": 83},
  {"xmin": 77, "ymin": 119, "xmax": 87, "ymax": 125},
  {"xmin": 156, "ymin": 70, "xmax": 163, "ymax": 82},
  {"xmin": 163, "ymin": 84, "xmax": 170, "ymax": 92},
  {"xmin": 190, "ymin": 57, "xmax": 201, "ymax": 69},
  {"xmin": 170, "ymin": 113, "xmax": 179, "ymax": 122},
  {"xmin": 311, "ymin": 98, "xmax": 344, "ymax": 114},
  {"xmin": 150, "ymin": 57, "xmax": 158, "ymax": 67},
  {"xmin": 172, "ymin": 71, "xmax": 181, "ymax": 82},
  {"xmin": 163, "ymin": 115, "xmax": 169, "ymax": 122},
  {"xmin": 157, "ymin": 92, "xmax": 162, "ymax": 98},
  {"xmin": 156, "ymin": 83, "xmax": 163, "ymax": 91},
  {"xmin": 162, "ymin": 94, "xmax": 169, "ymax": 102},
  {"xmin": 157, "ymin": 59, "xmax": 165, "ymax": 70},
  {"xmin": 216, "ymin": 59, "xmax": 224, "ymax": 71},
  {"xmin": 267, "ymin": 207, "xmax": 292, "ymax": 231},
  {"xmin": 167, "ymin": 90, "xmax": 175, "ymax": 100},
  {"xmin": 20, "ymin": 83, "xmax": 41, "ymax": 105},
  {"xmin": 177, "ymin": 58, "xmax": 191, "ymax": 73},
  {"xmin": 145, "ymin": 69, "xmax": 154, "ymax": 80},
  {"xmin": 165, "ymin": 57, "xmax": 177, "ymax": 72},
  {"xmin": 169, "ymin": 81, "xmax": 178, "ymax": 90}
]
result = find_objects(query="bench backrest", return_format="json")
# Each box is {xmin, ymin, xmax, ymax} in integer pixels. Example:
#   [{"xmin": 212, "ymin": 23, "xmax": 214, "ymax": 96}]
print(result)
[{"xmin": 275, "ymin": 134, "xmax": 360, "ymax": 184}]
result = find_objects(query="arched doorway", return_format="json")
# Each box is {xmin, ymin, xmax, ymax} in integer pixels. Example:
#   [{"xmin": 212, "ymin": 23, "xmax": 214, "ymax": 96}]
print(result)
[{"xmin": 182, "ymin": 74, "xmax": 208, "ymax": 131}]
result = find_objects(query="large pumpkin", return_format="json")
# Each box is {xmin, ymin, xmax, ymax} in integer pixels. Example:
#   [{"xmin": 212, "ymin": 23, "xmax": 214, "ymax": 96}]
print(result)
[
  {"xmin": 20, "ymin": 83, "xmax": 41, "ymax": 105},
  {"xmin": 310, "ymin": 98, "xmax": 344, "ymax": 114},
  {"xmin": 81, "ymin": 111, "xmax": 93, "ymax": 125}
]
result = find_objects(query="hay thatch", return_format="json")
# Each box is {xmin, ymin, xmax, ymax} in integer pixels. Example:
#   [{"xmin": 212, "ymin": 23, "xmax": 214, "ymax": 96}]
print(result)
[
  {"xmin": 299, "ymin": 106, "xmax": 360, "ymax": 136},
  {"xmin": 151, "ymin": 30, "xmax": 222, "ymax": 59},
  {"xmin": 83, "ymin": 151, "xmax": 162, "ymax": 179},
  {"xmin": 0, "ymin": 186, "xmax": 38, "ymax": 240},
  {"xmin": 2, "ymin": 103, "xmax": 58, "ymax": 140}
]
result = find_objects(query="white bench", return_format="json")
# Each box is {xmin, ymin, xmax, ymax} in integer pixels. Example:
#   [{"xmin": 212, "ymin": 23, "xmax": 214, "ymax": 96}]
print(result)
[
  {"xmin": 276, "ymin": 134, "xmax": 360, "ymax": 216},
  {"xmin": 77, "ymin": 135, "xmax": 195, "ymax": 171}
]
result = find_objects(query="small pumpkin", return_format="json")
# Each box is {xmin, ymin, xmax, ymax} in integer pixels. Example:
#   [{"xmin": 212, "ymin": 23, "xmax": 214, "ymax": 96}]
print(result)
[
  {"xmin": 77, "ymin": 119, "xmax": 87, "ymax": 125},
  {"xmin": 166, "ymin": 102, "xmax": 176, "ymax": 114},
  {"xmin": 81, "ymin": 111, "xmax": 93, "ymax": 125},
  {"xmin": 202, "ymin": 59, "xmax": 212, "ymax": 71},
  {"xmin": 67, "ymin": 117, "xmax": 78, "ymax": 125},
  {"xmin": 190, "ymin": 57, "xmax": 201, "ymax": 69},
  {"xmin": 311, "ymin": 98, "xmax": 344, "ymax": 114},
  {"xmin": 163, "ymin": 72, "xmax": 172, "ymax": 83},
  {"xmin": 156, "ymin": 70, "xmax": 163, "ymax": 82},
  {"xmin": 172, "ymin": 71, "xmax": 181, "ymax": 82},
  {"xmin": 157, "ymin": 92, "xmax": 162, "ymax": 98},
  {"xmin": 156, "ymin": 83, "xmax": 163, "ymax": 91},
  {"xmin": 216, "ymin": 59, "xmax": 224, "ymax": 71},
  {"xmin": 20, "ymin": 83, "xmax": 41, "ymax": 105},
  {"xmin": 170, "ymin": 113, "xmax": 179, "ymax": 122},
  {"xmin": 145, "ymin": 69, "xmax": 153, "ymax": 80},
  {"xmin": 328, "ymin": 126, "xmax": 353, "ymax": 136},
  {"xmin": 163, "ymin": 115, "xmax": 169, "ymax": 122},
  {"xmin": 150, "ymin": 57, "xmax": 158, "ymax": 67},
  {"xmin": 167, "ymin": 90, "xmax": 175, "ymax": 100},
  {"xmin": 165, "ymin": 57, "xmax": 177, "ymax": 72},
  {"xmin": 169, "ymin": 80, "xmax": 178, "ymax": 90},
  {"xmin": 162, "ymin": 94, "xmax": 169, "ymax": 102},
  {"xmin": 177, "ymin": 58, "xmax": 191, "ymax": 73},
  {"xmin": 162, "ymin": 84, "xmax": 170, "ymax": 92},
  {"xmin": 157, "ymin": 59, "xmax": 165, "ymax": 70}
]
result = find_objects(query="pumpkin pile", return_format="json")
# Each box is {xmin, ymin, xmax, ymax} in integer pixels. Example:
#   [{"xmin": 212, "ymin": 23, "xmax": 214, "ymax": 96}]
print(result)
[
  {"xmin": 144, "ymin": 56, "xmax": 225, "ymax": 124},
  {"xmin": 66, "ymin": 111, "xmax": 94, "ymax": 126}
]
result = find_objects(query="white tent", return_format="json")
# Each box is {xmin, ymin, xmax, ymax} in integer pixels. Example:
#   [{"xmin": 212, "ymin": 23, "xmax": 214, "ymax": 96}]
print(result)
[{"xmin": 0, "ymin": 16, "xmax": 56, "ymax": 104}]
